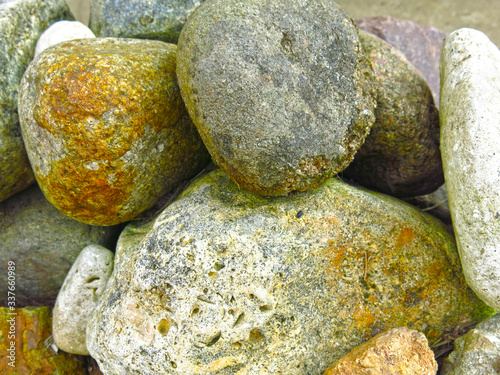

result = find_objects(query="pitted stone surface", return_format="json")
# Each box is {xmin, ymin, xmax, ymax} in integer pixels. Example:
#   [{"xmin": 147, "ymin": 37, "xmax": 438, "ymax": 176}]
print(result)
[
  {"xmin": 177, "ymin": 0, "xmax": 376, "ymax": 196},
  {"xmin": 87, "ymin": 169, "xmax": 491, "ymax": 375}
]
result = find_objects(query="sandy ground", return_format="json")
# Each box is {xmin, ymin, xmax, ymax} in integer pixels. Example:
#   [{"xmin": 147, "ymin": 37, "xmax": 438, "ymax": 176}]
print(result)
[{"xmin": 65, "ymin": 0, "xmax": 499, "ymax": 46}]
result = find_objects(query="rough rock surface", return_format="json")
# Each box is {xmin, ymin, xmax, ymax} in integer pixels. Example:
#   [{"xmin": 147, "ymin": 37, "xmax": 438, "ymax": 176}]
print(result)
[
  {"xmin": 34, "ymin": 20, "xmax": 95, "ymax": 57},
  {"xmin": 0, "ymin": 306, "xmax": 87, "ymax": 374},
  {"xmin": 355, "ymin": 17, "xmax": 445, "ymax": 107},
  {"xmin": 343, "ymin": 31, "xmax": 443, "ymax": 198},
  {"xmin": 177, "ymin": 0, "xmax": 376, "ymax": 196},
  {"xmin": 440, "ymin": 28, "xmax": 500, "ymax": 310},
  {"xmin": 53, "ymin": 244, "xmax": 114, "ymax": 355},
  {"xmin": 89, "ymin": 0, "xmax": 203, "ymax": 43},
  {"xmin": 86, "ymin": 169, "xmax": 491, "ymax": 375},
  {"xmin": 323, "ymin": 327, "xmax": 437, "ymax": 375},
  {"xmin": 441, "ymin": 313, "xmax": 500, "ymax": 375},
  {"xmin": 0, "ymin": 184, "xmax": 119, "ymax": 306},
  {"xmin": 19, "ymin": 38, "xmax": 210, "ymax": 226},
  {"xmin": 0, "ymin": 0, "xmax": 73, "ymax": 203}
]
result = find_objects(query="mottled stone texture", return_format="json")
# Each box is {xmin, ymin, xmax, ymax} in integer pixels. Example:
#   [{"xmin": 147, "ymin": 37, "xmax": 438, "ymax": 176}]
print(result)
[
  {"xmin": 86, "ymin": 169, "xmax": 491, "ymax": 375},
  {"xmin": 177, "ymin": 0, "xmax": 376, "ymax": 196},
  {"xmin": 440, "ymin": 28, "xmax": 500, "ymax": 310},
  {"xmin": 53, "ymin": 244, "xmax": 114, "ymax": 355},
  {"xmin": 19, "ymin": 38, "xmax": 210, "ymax": 226},
  {"xmin": 343, "ymin": 31, "xmax": 443, "ymax": 198},
  {"xmin": 0, "ymin": 307, "xmax": 87, "ymax": 374},
  {"xmin": 0, "ymin": 0, "xmax": 73, "ymax": 203},
  {"xmin": 0, "ymin": 184, "xmax": 119, "ymax": 307},
  {"xmin": 355, "ymin": 16, "xmax": 446, "ymax": 107},
  {"xmin": 89, "ymin": 0, "xmax": 203, "ymax": 43},
  {"xmin": 323, "ymin": 327, "xmax": 437, "ymax": 375},
  {"xmin": 441, "ymin": 313, "xmax": 500, "ymax": 375}
]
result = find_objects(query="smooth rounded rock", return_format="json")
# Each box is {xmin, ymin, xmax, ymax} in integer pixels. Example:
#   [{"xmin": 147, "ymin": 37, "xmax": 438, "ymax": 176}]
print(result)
[
  {"xmin": 86, "ymin": 169, "xmax": 491, "ymax": 374},
  {"xmin": 34, "ymin": 20, "xmax": 95, "ymax": 57},
  {"xmin": 0, "ymin": 184, "xmax": 119, "ymax": 307},
  {"xmin": 440, "ymin": 28, "xmax": 500, "ymax": 310},
  {"xmin": 53, "ymin": 244, "xmax": 114, "ymax": 355},
  {"xmin": 177, "ymin": 0, "xmax": 376, "ymax": 196},
  {"xmin": 343, "ymin": 30, "xmax": 443, "ymax": 198},
  {"xmin": 0, "ymin": 0, "xmax": 73, "ymax": 203},
  {"xmin": 19, "ymin": 38, "xmax": 210, "ymax": 226},
  {"xmin": 89, "ymin": 0, "xmax": 203, "ymax": 43}
]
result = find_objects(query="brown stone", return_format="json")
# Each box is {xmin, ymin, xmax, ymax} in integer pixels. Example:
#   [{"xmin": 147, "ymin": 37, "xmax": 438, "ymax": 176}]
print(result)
[
  {"xmin": 355, "ymin": 16, "xmax": 446, "ymax": 107},
  {"xmin": 323, "ymin": 327, "xmax": 437, "ymax": 375}
]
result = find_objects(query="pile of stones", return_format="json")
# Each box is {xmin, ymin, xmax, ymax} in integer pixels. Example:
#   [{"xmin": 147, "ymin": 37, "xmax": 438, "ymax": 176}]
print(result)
[{"xmin": 1, "ymin": 0, "xmax": 499, "ymax": 374}]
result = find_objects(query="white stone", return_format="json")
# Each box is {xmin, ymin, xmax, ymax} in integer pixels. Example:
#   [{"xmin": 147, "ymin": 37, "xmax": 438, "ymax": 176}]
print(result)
[
  {"xmin": 52, "ymin": 244, "xmax": 114, "ymax": 355},
  {"xmin": 34, "ymin": 20, "xmax": 95, "ymax": 57},
  {"xmin": 440, "ymin": 28, "xmax": 500, "ymax": 310}
]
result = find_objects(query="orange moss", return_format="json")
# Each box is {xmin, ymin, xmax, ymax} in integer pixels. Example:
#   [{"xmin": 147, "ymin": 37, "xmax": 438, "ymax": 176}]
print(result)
[{"xmin": 396, "ymin": 227, "xmax": 416, "ymax": 248}]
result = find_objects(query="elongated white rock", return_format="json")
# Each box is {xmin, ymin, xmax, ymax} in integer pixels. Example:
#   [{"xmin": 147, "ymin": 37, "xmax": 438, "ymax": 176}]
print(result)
[
  {"xmin": 34, "ymin": 20, "xmax": 95, "ymax": 57},
  {"xmin": 440, "ymin": 28, "xmax": 500, "ymax": 310},
  {"xmin": 52, "ymin": 244, "xmax": 114, "ymax": 355}
]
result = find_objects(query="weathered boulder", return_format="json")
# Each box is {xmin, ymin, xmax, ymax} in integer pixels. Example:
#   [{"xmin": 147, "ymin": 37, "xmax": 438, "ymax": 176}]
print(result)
[
  {"xmin": 343, "ymin": 30, "xmax": 443, "ymax": 198},
  {"xmin": 34, "ymin": 20, "xmax": 95, "ymax": 57},
  {"xmin": 440, "ymin": 28, "xmax": 500, "ymax": 310},
  {"xmin": 323, "ymin": 327, "xmax": 437, "ymax": 375},
  {"xmin": 53, "ymin": 244, "xmax": 114, "ymax": 355},
  {"xmin": 89, "ymin": 0, "xmax": 203, "ymax": 43},
  {"xmin": 0, "ymin": 0, "xmax": 73, "ymax": 203},
  {"xmin": 355, "ymin": 16, "xmax": 446, "ymax": 107},
  {"xmin": 18, "ymin": 38, "xmax": 210, "ymax": 226},
  {"xmin": 0, "ymin": 184, "xmax": 119, "ymax": 307},
  {"xmin": 0, "ymin": 306, "xmax": 87, "ymax": 374},
  {"xmin": 86, "ymin": 169, "xmax": 491, "ymax": 374},
  {"xmin": 177, "ymin": 0, "xmax": 376, "ymax": 196},
  {"xmin": 441, "ymin": 313, "xmax": 500, "ymax": 375}
]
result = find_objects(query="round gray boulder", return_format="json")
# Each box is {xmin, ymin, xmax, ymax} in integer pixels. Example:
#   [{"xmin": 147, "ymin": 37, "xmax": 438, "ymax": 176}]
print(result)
[{"xmin": 177, "ymin": 0, "xmax": 376, "ymax": 196}]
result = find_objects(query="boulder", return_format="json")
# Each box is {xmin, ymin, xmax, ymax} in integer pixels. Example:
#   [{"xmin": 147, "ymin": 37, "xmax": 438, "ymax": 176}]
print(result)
[
  {"xmin": 177, "ymin": 0, "xmax": 376, "ymax": 196},
  {"xmin": 343, "ymin": 30, "xmax": 443, "ymax": 198},
  {"xmin": 440, "ymin": 28, "xmax": 500, "ymax": 310},
  {"xmin": 18, "ymin": 38, "xmax": 210, "ymax": 226},
  {"xmin": 34, "ymin": 20, "xmax": 95, "ymax": 57},
  {"xmin": 0, "ymin": 0, "xmax": 73, "ymax": 203},
  {"xmin": 86, "ymin": 169, "xmax": 491, "ymax": 374}
]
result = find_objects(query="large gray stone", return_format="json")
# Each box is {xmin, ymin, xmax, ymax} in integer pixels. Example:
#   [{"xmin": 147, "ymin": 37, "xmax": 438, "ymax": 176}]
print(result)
[
  {"xmin": 441, "ymin": 314, "xmax": 500, "ymax": 375},
  {"xmin": 440, "ymin": 28, "xmax": 500, "ymax": 310},
  {"xmin": 86, "ymin": 169, "xmax": 491, "ymax": 375},
  {"xmin": 53, "ymin": 244, "xmax": 114, "ymax": 355},
  {"xmin": 177, "ymin": 0, "xmax": 376, "ymax": 196},
  {"xmin": 89, "ymin": 0, "xmax": 203, "ymax": 43},
  {"xmin": 0, "ymin": 0, "xmax": 73, "ymax": 203},
  {"xmin": 0, "ymin": 184, "xmax": 119, "ymax": 306}
]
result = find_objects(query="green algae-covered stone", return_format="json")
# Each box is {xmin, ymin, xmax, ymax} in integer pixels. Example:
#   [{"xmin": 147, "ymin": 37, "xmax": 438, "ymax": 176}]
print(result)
[
  {"xmin": 89, "ymin": 0, "xmax": 203, "ymax": 43},
  {"xmin": 86, "ymin": 169, "xmax": 492, "ymax": 374},
  {"xmin": 343, "ymin": 31, "xmax": 443, "ymax": 198},
  {"xmin": 0, "ymin": 306, "xmax": 86, "ymax": 374},
  {"xmin": 18, "ymin": 38, "xmax": 210, "ymax": 226},
  {"xmin": 177, "ymin": 0, "xmax": 376, "ymax": 196},
  {"xmin": 0, "ymin": 0, "xmax": 73, "ymax": 203}
]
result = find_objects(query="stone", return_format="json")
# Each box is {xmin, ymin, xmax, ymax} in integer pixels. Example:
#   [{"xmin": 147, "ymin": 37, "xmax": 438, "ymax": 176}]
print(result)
[
  {"xmin": 343, "ymin": 31, "xmax": 443, "ymax": 198},
  {"xmin": 405, "ymin": 183, "xmax": 452, "ymax": 230},
  {"xmin": 89, "ymin": 0, "xmax": 203, "ymax": 44},
  {"xmin": 34, "ymin": 20, "xmax": 95, "ymax": 57},
  {"xmin": 0, "ymin": 184, "xmax": 119, "ymax": 307},
  {"xmin": 323, "ymin": 327, "xmax": 437, "ymax": 375},
  {"xmin": 53, "ymin": 244, "xmax": 114, "ymax": 355},
  {"xmin": 18, "ymin": 38, "xmax": 210, "ymax": 226},
  {"xmin": 86, "ymin": 169, "xmax": 492, "ymax": 374},
  {"xmin": 355, "ymin": 16, "xmax": 446, "ymax": 107},
  {"xmin": 441, "ymin": 313, "xmax": 500, "ymax": 375},
  {"xmin": 440, "ymin": 28, "xmax": 500, "ymax": 310},
  {"xmin": 177, "ymin": 0, "xmax": 376, "ymax": 196},
  {"xmin": 0, "ymin": 306, "xmax": 87, "ymax": 374},
  {"xmin": 0, "ymin": 0, "xmax": 73, "ymax": 203}
]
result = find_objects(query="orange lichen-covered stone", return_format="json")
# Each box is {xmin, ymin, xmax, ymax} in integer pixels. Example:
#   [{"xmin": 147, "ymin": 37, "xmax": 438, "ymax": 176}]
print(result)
[
  {"xmin": 0, "ymin": 306, "xmax": 86, "ymax": 374},
  {"xmin": 18, "ymin": 38, "xmax": 209, "ymax": 226}
]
